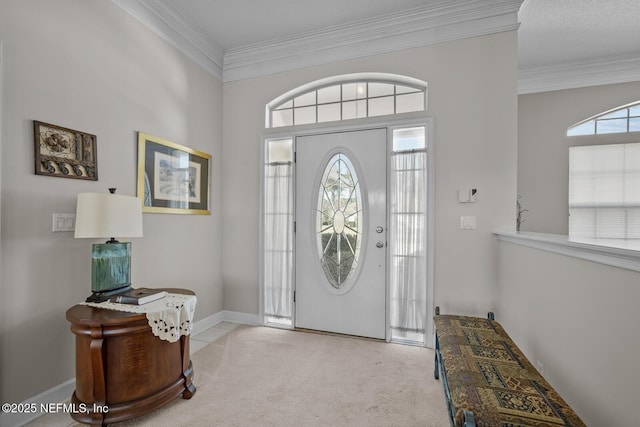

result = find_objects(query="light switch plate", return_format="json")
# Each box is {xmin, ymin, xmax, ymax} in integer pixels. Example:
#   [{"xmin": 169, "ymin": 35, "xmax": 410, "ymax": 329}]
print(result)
[
  {"xmin": 53, "ymin": 213, "xmax": 76, "ymax": 232},
  {"xmin": 460, "ymin": 216, "xmax": 476, "ymax": 230}
]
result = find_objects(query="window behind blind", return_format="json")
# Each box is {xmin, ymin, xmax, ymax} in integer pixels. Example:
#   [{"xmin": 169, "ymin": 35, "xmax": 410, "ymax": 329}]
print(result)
[{"xmin": 569, "ymin": 143, "xmax": 640, "ymax": 240}]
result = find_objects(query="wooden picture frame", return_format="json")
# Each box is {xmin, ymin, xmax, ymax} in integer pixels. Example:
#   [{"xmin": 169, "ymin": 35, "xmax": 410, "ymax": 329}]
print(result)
[
  {"xmin": 137, "ymin": 132, "xmax": 211, "ymax": 215},
  {"xmin": 33, "ymin": 121, "xmax": 98, "ymax": 180}
]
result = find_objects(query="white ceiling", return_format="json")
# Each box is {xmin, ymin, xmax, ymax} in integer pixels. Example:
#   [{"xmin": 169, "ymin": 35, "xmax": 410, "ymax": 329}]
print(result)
[
  {"xmin": 166, "ymin": 0, "xmax": 432, "ymax": 50},
  {"xmin": 517, "ymin": 0, "xmax": 640, "ymax": 68},
  {"xmin": 116, "ymin": 0, "xmax": 640, "ymax": 93}
]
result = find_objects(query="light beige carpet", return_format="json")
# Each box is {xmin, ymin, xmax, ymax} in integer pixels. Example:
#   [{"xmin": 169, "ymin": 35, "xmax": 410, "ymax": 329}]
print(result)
[{"xmin": 114, "ymin": 326, "xmax": 450, "ymax": 427}]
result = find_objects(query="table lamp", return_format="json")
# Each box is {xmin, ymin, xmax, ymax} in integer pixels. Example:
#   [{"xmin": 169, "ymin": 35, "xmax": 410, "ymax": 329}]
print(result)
[{"xmin": 75, "ymin": 188, "xmax": 143, "ymax": 302}]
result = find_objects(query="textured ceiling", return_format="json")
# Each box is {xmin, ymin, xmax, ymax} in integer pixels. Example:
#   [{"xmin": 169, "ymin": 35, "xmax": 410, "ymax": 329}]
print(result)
[{"xmin": 518, "ymin": 0, "xmax": 640, "ymax": 70}]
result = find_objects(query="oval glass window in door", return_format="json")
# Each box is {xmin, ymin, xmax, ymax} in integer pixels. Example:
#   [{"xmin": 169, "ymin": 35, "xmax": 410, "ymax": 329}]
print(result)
[{"xmin": 316, "ymin": 153, "xmax": 362, "ymax": 289}]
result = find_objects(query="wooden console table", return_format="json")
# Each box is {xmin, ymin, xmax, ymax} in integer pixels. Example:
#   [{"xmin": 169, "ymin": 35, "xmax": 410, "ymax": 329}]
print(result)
[{"xmin": 66, "ymin": 288, "xmax": 196, "ymax": 426}]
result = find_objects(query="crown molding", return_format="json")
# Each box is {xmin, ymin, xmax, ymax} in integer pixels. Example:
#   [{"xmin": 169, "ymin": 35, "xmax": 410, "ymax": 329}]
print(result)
[
  {"xmin": 112, "ymin": 0, "xmax": 224, "ymax": 79},
  {"xmin": 223, "ymin": 0, "xmax": 522, "ymax": 82},
  {"xmin": 112, "ymin": 0, "xmax": 639, "ymax": 90},
  {"xmin": 518, "ymin": 54, "xmax": 640, "ymax": 94},
  {"xmin": 114, "ymin": 0, "xmax": 522, "ymax": 83}
]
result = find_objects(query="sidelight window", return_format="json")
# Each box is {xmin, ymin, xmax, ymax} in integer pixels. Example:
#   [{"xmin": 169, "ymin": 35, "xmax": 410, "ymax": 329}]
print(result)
[
  {"xmin": 263, "ymin": 138, "xmax": 294, "ymax": 327},
  {"xmin": 390, "ymin": 127, "xmax": 428, "ymax": 344}
]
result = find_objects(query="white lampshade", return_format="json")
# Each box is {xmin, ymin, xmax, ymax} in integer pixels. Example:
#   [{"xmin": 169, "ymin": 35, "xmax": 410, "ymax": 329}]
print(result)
[{"xmin": 74, "ymin": 192, "xmax": 143, "ymax": 239}]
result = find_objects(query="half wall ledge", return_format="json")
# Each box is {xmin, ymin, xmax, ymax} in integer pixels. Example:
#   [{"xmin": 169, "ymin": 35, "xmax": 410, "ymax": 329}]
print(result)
[{"xmin": 494, "ymin": 230, "xmax": 640, "ymax": 273}]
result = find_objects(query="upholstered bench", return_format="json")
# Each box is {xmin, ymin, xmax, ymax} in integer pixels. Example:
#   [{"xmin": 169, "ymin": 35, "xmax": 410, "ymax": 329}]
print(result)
[{"xmin": 433, "ymin": 308, "xmax": 585, "ymax": 427}]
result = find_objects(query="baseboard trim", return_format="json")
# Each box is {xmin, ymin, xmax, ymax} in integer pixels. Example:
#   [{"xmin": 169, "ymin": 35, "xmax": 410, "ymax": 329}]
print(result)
[
  {"xmin": 191, "ymin": 310, "xmax": 225, "ymax": 336},
  {"xmin": 1, "ymin": 310, "xmax": 260, "ymax": 427},
  {"xmin": 191, "ymin": 310, "xmax": 260, "ymax": 335},
  {"xmin": 222, "ymin": 310, "xmax": 261, "ymax": 325}
]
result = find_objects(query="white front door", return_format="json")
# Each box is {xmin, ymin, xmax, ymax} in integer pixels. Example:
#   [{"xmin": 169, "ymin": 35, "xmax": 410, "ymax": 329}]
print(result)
[{"xmin": 295, "ymin": 128, "xmax": 387, "ymax": 339}]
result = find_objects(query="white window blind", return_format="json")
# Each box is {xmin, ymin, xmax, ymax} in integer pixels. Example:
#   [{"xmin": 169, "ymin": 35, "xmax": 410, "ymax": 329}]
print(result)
[{"xmin": 569, "ymin": 143, "xmax": 640, "ymax": 240}]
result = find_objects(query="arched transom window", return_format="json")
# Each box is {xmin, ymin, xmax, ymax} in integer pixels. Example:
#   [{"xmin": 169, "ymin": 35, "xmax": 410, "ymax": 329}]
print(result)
[
  {"xmin": 266, "ymin": 73, "xmax": 427, "ymax": 128},
  {"xmin": 567, "ymin": 100, "xmax": 640, "ymax": 136}
]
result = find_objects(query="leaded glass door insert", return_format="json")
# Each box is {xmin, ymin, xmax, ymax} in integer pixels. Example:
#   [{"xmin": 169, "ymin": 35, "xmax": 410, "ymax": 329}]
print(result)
[{"xmin": 317, "ymin": 153, "xmax": 362, "ymax": 290}]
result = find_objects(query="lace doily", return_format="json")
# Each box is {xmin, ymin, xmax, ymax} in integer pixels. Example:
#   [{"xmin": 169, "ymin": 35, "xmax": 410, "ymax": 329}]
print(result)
[{"xmin": 82, "ymin": 293, "xmax": 197, "ymax": 343}]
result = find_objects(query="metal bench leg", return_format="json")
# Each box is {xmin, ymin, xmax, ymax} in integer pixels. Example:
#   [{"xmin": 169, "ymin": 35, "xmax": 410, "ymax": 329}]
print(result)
[
  {"xmin": 434, "ymin": 334, "xmax": 440, "ymax": 379},
  {"xmin": 463, "ymin": 410, "xmax": 476, "ymax": 427}
]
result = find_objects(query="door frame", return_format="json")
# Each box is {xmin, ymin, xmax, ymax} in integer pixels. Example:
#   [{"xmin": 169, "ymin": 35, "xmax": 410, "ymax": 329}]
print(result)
[{"xmin": 259, "ymin": 113, "xmax": 436, "ymax": 347}]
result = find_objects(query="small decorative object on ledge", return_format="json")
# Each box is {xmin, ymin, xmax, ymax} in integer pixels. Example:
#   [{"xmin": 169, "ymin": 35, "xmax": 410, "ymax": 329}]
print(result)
[
  {"xmin": 33, "ymin": 120, "xmax": 97, "ymax": 180},
  {"xmin": 516, "ymin": 194, "xmax": 528, "ymax": 232}
]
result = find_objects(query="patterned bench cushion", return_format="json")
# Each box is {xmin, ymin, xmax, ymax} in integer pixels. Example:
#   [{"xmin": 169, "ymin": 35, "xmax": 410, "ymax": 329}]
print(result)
[{"xmin": 435, "ymin": 314, "xmax": 585, "ymax": 427}]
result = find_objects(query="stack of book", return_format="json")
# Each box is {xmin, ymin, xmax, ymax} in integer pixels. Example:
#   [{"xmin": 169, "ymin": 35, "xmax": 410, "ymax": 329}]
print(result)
[{"xmin": 110, "ymin": 288, "xmax": 167, "ymax": 305}]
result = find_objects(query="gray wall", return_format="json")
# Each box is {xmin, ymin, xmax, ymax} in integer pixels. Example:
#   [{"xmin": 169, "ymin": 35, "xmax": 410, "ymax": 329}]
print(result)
[
  {"xmin": 222, "ymin": 32, "xmax": 519, "ymax": 322},
  {"xmin": 518, "ymin": 81, "xmax": 640, "ymax": 234},
  {"xmin": 497, "ymin": 240, "xmax": 640, "ymax": 427},
  {"xmin": 510, "ymin": 81, "xmax": 640, "ymax": 426},
  {"xmin": 0, "ymin": 1, "xmax": 224, "ymax": 404}
]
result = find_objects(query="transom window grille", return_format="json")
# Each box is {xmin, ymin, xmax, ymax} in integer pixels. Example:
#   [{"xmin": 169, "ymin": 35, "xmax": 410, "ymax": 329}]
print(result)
[
  {"xmin": 567, "ymin": 101, "xmax": 640, "ymax": 136},
  {"xmin": 266, "ymin": 74, "xmax": 427, "ymax": 128}
]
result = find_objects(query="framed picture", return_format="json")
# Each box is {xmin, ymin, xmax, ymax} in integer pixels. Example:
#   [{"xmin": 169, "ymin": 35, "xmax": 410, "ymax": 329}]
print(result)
[
  {"xmin": 137, "ymin": 132, "xmax": 211, "ymax": 215},
  {"xmin": 33, "ymin": 121, "xmax": 97, "ymax": 180}
]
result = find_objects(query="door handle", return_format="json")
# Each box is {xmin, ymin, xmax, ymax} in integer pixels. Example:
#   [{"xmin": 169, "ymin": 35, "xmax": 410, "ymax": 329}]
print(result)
[
  {"xmin": 376, "ymin": 226, "xmax": 384, "ymax": 233},
  {"xmin": 376, "ymin": 241, "xmax": 384, "ymax": 248}
]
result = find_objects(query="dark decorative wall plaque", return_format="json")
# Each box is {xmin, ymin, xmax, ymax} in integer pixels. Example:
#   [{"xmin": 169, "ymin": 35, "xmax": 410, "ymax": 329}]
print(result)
[{"xmin": 33, "ymin": 121, "xmax": 98, "ymax": 180}]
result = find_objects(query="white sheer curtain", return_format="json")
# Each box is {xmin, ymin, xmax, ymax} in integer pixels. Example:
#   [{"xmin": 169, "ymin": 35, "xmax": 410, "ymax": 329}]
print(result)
[
  {"xmin": 390, "ymin": 149, "xmax": 427, "ymax": 343},
  {"xmin": 263, "ymin": 162, "xmax": 294, "ymax": 325}
]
